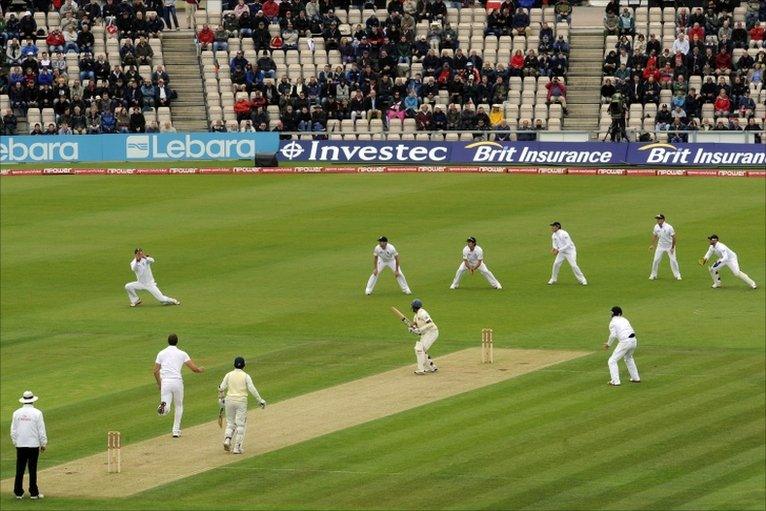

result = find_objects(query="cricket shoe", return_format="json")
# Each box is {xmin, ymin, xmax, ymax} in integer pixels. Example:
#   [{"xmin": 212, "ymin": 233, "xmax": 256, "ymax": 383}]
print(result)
[
  {"xmin": 711, "ymin": 283, "xmax": 721, "ymax": 288},
  {"xmin": 130, "ymin": 300, "xmax": 142, "ymax": 307},
  {"xmin": 608, "ymin": 381, "xmax": 621, "ymax": 386},
  {"xmin": 495, "ymin": 285, "xmax": 502, "ymax": 290},
  {"xmin": 675, "ymin": 276, "xmax": 682, "ymax": 280},
  {"xmin": 449, "ymin": 285, "xmax": 457, "ymax": 289},
  {"xmin": 15, "ymin": 495, "xmax": 22, "ymax": 500},
  {"xmin": 223, "ymin": 437, "xmax": 231, "ymax": 451},
  {"xmin": 231, "ymin": 450, "xmax": 243, "ymax": 454},
  {"xmin": 157, "ymin": 401, "xmax": 166, "ymax": 415},
  {"xmin": 648, "ymin": 275, "xmax": 657, "ymax": 280},
  {"xmin": 172, "ymin": 433, "xmax": 181, "ymax": 438},
  {"xmin": 752, "ymin": 284, "xmax": 758, "ymax": 289},
  {"xmin": 169, "ymin": 299, "xmax": 181, "ymax": 305},
  {"xmin": 630, "ymin": 379, "xmax": 641, "ymax": 383},
  {"xmin": 404, "ymin": 290, "xmax": 412, "ymax": 295},
  {"xmin": 580, "ymin": 280, "xmax": 588, "ymax": 286},
  {"xmin": 30, "ymin": 495, "xmax": 44, "ymax": 500},
  {"xmin": 547, "ymin": 279, "xmax": 556, "ymax": 285},
  {"xmin": 414, "ymin": 370, "xmax": 428, "ymax": 375}
]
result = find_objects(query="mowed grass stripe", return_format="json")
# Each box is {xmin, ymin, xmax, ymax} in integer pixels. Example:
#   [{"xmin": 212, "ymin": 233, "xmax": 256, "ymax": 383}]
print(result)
[{"xmin": 679, "ymin": 472, "xmax": 766, "ymax": 511}]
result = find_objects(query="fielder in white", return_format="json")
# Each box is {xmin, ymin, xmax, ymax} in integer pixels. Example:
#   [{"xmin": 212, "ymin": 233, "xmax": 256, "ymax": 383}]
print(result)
[
  {"xmin": 125, "ymin": 248, "xmax": 180, "ymax": 307},
  {"xmin": 409, "ymin": 299, "xmax": 438, "ymax": 375},
  {"xmin": 649, "ymin": 214, "xmax": 682, "ymax": 280},
  {"xmin": 700, "ymin": 234, "xmax": 757, "ymax": 289},
  {"xmin": 548, "ymin": 222, "xmax": 588, "ymax": 285},
  {"xmin": 604, "ymin": 306, "xmax": 640, "ymax": 386},
  {"xmin": 218, "ymin": 357, "xmax": 266, "ymax": 455},
  {"xmin": 365, "ymin": 236, "xmax": 412, "ymax": 295},
  {"xmin": 450, "ymin": 237, "xmax": 502, "ymax": 290},
  {"xmin": 154, "ymin": 334, "xmax": 204, "ymax": 437}
]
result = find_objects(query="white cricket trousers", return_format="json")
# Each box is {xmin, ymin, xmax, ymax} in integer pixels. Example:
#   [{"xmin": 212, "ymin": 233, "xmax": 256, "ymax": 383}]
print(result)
[
  {"xmin": 651, "ymin": 246, "xmax": 681, "ymax": 278},
  {"xmin": 365, "ymin": 260, "xmax": 411, "ymax": 294},
  {"xmin": 125, "ymin": 281, "xmax": 176, "ymax": 304},
  {"xmin": 709, "ymin": 258, "xmax": 756, "ymax": 287},
  {"xmin": 224, "ymin": 398, "xmax": 248, "ymax": 453},
  {"xmin": 551, "ymin": 250, "xmax": 587, "ymax": 284},
  {"xmin": 415, "ymin": 328, "xmax": 438, "ymax": 372},
  {"xmin": 451, "ymin": 262, "xmax": 501, "ymax": 288},
  {"xmin": 608, "ymin": 339, "xmax": 640, "ymax": 385},
  {"xmin": 159, "ymin": 379, "xmax": 184, "ymax": 435}
]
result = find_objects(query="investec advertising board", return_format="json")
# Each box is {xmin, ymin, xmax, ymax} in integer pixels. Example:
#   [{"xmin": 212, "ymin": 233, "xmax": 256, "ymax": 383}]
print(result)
[
  {"xmin": 0, "ymin": 132, "xmax": 280, "ymax": 164},
  {"xmin": 278, "ymin": 140, "xmax": 766, "ymax": 167}
]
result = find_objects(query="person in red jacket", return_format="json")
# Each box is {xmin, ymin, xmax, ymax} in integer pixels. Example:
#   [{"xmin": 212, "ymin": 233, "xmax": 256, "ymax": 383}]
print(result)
[
  {"xmin": 234, "ymin": 97, "xmax": 252, "ymax": 121},
  {"xmin": 714, "ymin": 90, "xmax": 731, "ymax": 117},
  {"xmin": 545, "ymin": 77, "xmax": 568, "ymax": 114},
  {"xmin": 197, "ymin": 24, "xmax": 215, "ymax": 50},
  {"xmin": 749, "ymin": 23, "xmax": 764, "ymax": 45},
  {"xmin": 509, "ymin": 49, "xmax": 525, "ymax": 76},
  {"xmin": 46, "ymin": 29, "xmax": 65, "ymax": 53},
  {"xmin": 715, "ymin": 49, "xmax": 732, "ymax": 76}
]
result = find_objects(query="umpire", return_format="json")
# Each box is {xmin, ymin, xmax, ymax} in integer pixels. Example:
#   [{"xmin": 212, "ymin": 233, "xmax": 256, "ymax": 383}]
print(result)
[{"xmin": 10, "ymin": 391, "xmax": 47, "ymax": 500}]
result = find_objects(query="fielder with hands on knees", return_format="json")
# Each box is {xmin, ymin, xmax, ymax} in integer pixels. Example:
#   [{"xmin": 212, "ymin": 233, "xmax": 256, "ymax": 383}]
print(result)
[
  {"xmin": 450, "ymin": 236, "xmax": 502, "ymax": 290},
  {"xmin": 125, "ymin": 248, "xmax": 181, "ymax": 307},
  {"xmin": 699, "ymin": 234, "xmax": 757, "ymax": 289},
  {"xmin": 154, "ymin": 334, "xmax": 204, "ymax": 438},
  {"xmin": 648, "ymin": 214, "xmax": 682, "ymax": 280},
  {"xmin": 218, "ymin": 357, "xmax": 266, "ymax": 454},
  {"xmin": 409, "ymin": 299, "xmax": 439, "ymax": 375},
  {"xmin": 604, "ymin": 306, "xmax": 640, "ymax": 386},
  {"xmin": 365, "ymin": 236, "xmax": 412, "ymax": 295}
]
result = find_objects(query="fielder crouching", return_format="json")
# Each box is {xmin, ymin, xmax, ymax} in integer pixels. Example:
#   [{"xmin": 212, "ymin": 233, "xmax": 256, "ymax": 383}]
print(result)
[
  {"xmin": 409, "ymin": 299, "xmax": 438, "ymax": 375},
  {"xmin": 218, "ymin": 357, "xmax": 266, "ymax": 454}
]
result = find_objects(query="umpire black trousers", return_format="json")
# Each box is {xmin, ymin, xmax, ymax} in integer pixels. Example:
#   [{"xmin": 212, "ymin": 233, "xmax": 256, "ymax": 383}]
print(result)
[{"xmin": 14, "ymin": 447, "xmax": 40, "ymax": 497}]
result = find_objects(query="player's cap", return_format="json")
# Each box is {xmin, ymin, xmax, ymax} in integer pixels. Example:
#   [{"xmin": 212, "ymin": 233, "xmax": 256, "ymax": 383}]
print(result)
[
  {"xmin": 134, "ymin": 247, "xmax": 143, "ymax": 253},
  {"xmin": 708, "ymin": 234, "xmax": 719, "ymax": 240},
  {"xmin": 550, "ymin": 221, "xmax": 561, "ymax": 228},
  {"xmin": 411, "ymin": 299, "xmax": 423, "ymax": 310},
  {"xmin": 611, "ymin": 306, "xmax": 622, "ymax": 316},
  {"xmin": 378, "ymin": 236, "xmax": 388, "ymax": 242},
  {"xmin": 467, "ymin": 236, "xmax": 476, "ymax": 243},
  {"xmin": 654, "ymin": 213, "xmax": 665, "ymax": 219},
  {"xmin": 234, "ymin": 356, "xmax": 245, "ymax": 369}
]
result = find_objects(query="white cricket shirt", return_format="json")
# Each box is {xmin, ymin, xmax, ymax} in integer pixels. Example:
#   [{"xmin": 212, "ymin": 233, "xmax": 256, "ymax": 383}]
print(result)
[
  {"xmin": 374, "ymin": 243, "xmax": 399, "ymax": 263},
  {"xmin": 155, "ymin": 345, "xmax": 191, "ymax": 381},
  {"xmin": 220, "ymin": 369, "xmax": 264, "ymax": 402},
  {"xmin": 704, "ymin": 241, "xmax": 736, "ymax": 263},
  {"xmin": 552, "ymin": 229, "xmax": 576, "ymax": 253},
  {"xmin": 413, "ymin": 308, "xmax": 437, "ymax": 332},
  {"xmin": 607, "ymin": 316, "xmax": 636, "ymax": 346},
  {"xmin": 653, "ymin": 222, "xmax": 676, "ymax": 249},
  {"xmin": 10, "ymin": 405, "xmax": 48, "ymax": 448},
  {"xmin": 130, "ymin": 256, "xmax": 156, "ymax": 285},
  {"xmin": 463, "ymin": 245, "xmax": 484, "ymax": 266}
]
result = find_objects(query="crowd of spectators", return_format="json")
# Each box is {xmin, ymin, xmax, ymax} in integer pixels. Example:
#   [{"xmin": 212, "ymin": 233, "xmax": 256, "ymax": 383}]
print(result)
[
  {"xmin": 199, "ymin": 0, "xmax": 576, "ymax": 134},
  {"xmin": 0, "ymin": 0, "xmax": 178, "ymax": 134},
  {"xmin": 601, "ymin": 0, "xmax": 765, "ymax": 141}
]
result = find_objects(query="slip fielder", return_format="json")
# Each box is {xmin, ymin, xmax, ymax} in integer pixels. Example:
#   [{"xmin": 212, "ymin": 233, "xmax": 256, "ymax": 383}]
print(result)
[
  {"xmin": 548, "ymin": 222, "xmax": 588, "ymax": 285},
  {"xmin": 604, "ymin": 306, "xmax": 640, "ymax": 386},
  {"xmin": 365, "ymin": 236, "xmax": 412, "ymax": 295},
  {"xmin": 649, "ymin": 214, "xmax": 682, "ymax": 280},
  {"xmin": 450, "ymin": 237, "xmax": 502, "ymax": 290},
  {"xmin": 218, "ymin": 357, "xmax": 266, "ymax": 455},
  {"xmin": 408, "ymin": 299, "xmax": 438, "ymax": 375},
  {"xmin": 125, "ymin": 248, "xmax": 180, "ymax": 307},
  {"xmin": 700, "ymin": 234, "xmax": 757, "ymax": 289}
]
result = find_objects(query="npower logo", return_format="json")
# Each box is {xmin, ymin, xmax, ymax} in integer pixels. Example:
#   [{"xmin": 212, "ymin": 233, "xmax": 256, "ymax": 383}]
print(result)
[
  {"xmin": 125, "ymin": 135, "xmax": 260, "ymax": 160},
  {"xmin": 0, "ymin": 138, "xmax": 79, "ymax": 162}
]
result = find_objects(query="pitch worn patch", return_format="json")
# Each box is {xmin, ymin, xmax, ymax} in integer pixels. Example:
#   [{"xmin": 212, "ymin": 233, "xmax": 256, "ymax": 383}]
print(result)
[{"xmin": 0, "ymin": 348, "xmax": 588, "ymax": 498}]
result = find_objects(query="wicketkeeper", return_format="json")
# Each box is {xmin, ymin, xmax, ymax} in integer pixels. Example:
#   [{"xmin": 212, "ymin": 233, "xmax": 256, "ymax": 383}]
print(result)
[{"xmin": 218, "ymin": 357, "xmax": 266, "ymax": 454}]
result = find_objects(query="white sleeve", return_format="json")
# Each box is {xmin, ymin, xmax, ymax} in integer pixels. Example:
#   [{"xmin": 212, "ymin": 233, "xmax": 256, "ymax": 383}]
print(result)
[
  {"xmin": 145, "ymin": 257, "xmax": 155, "ymax": 264},
  {"xmin": 462, "ymin": 247, "xmax": 469, "ymax": 259},
  {"xmin": 130, "ymin": 259, "xmax": 139, "ymax": 271},
  {"xmin": 219, "ymin": 373, "xmax": 229, "ymax": 391},
  {"xmin": 704, "ymin": 246, "xmax": 715, "ymax": 260},
  {"xmin": 10, "ymin": 413, "xmax": 17, "ymax": 445},
  {"xmin": 38, "ymin": 412, "xmax": 47, "ymax": 447},
  {"xmin": 607, "ymin": 322, "xmax": 618, "ymax": 346},
  {"xmin": 476, "ymin": 247, "xmax": 484, "ymax": 260},
  {"xmin": 559, "ymin": 233, "xmax": 573, "ymax": 251},
  {"xmin": 155, "ymin": 352, "xmax": 163, "ymax": 364},
  {"xmin": 668, "ymin": 226, "xmax": 675, "ymax": 237},
  {"xmin": 246, "ymin": 375, "xmax": 263, "ymax": 401}
]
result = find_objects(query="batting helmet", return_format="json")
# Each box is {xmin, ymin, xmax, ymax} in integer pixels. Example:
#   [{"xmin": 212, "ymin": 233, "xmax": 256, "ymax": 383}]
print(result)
[
  {"xmin": 411, "ymin": 299, "xmax": 423, "ymax": 311},
  {"xmin": 234, "ymin": 356, "xmax": 246, "ymax": 369}
]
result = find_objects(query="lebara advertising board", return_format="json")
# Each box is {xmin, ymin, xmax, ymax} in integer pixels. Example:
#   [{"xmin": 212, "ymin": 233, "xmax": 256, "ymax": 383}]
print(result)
[{"xmin": 0, "ymin": 132, "xmax": 280, "ymax": 164}]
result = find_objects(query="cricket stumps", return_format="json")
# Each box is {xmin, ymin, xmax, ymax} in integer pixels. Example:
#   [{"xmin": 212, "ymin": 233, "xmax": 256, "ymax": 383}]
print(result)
[
  {"xmin": 107, "ymin": 431, "xmax": 122, "ymax": 473},
  {"xmin": 481, "ymin": 328, "xmax": 494, "ymax": 364}
]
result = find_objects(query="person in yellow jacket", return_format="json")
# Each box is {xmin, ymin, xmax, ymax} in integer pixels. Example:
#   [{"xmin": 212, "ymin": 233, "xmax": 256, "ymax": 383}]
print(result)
[{"xmin": 218, "ymin": 357, "xmax": 266, "ymax": 454}]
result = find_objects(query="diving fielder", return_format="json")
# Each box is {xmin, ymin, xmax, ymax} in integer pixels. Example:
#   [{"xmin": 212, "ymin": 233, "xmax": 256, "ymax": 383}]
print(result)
[
  {"xmin": 548, "ymin": 222, "xmax": 588, "ymax": 285},
  {"xmin": 649, "ymin": 214, "xmax": 682, "ymax": 280},
  {"xmin": 125, "ymin": 248, "xmax": 180, "ymax": 307},
  {"xmin": 365, "ymin": 236, "xmax": 412, "ymax": 295},
  {"xmin": 154, "ymin": 334, "xmax": 204, "ymax": 437},
  {"xmin": 604, "ymin": 306, "xmax": 640, "ymax": 386},
  {"xmin": 700, "ymin": 235, "xmax": 757, "ymax": 289},
  {"xmin": 218, "ymin": 357, "xmax": 266, "ymax": 455},
  {"xmin": 450, "ymin": 237, "xmax": 502, "ymax": 290},
  {"xmin": 409, "ymin": 299, "xmax": 438, "ymax": 375}
]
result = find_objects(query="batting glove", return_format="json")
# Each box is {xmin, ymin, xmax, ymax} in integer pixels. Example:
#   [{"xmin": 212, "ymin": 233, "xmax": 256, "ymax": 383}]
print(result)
[
  {"xmin": 698, "ymin": 258, "xmax": 706, "ymax": 266},
  {"xmin": 259, "ymin": 400, "xmax": 266, "ymax": 409}
]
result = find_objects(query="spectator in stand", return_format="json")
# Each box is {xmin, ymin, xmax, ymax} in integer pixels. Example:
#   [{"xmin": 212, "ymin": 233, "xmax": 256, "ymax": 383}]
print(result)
[
  {"xmin": 748, "ymin": 62, "xmax": 764, "ymax": 86},
  {"xmin": 415, "ymin": 103, "xmax": 431, "ymax": 130},
  {"xmin": 77, "ymin": 24, "xmax": 95, "ymax": 53},
  {"xmin": 604, "ymin": 11, "xmax": 619, "ymax": 36},
  {"xmin": 672, "ymin": 32, "xmax": 689, "ymax": 55},
  {"xmin": 601, "ymin": 78, "xmax": 616, "ymax": 102},
  {"xmin": 509, "ymin": 49, "xmax": 524, "ymax": 77},
  {"xmin": 161, "ymin": 121, "xmax": 177, "ymax": 132},
  {"xmin": 618, "ymin": 8, "xmax": 634, "ymax": 36},
  {"xmin": 715, "ymin": 48, "xmax": 732, "ymax": 76},
  {"xmin": 744, "ymin": 117, "xmax": 763, "ymax": 143},
  {"xmin": 213, "ymin": 25, "xmax": 229, "ymax": 51},
  {"xmin": 731, "ymin": 21, "xmax": 749, "ymax": 49},
  {"xmin": 2, "ymin": 109, "xmax": 18, "ymax": 135},
  {"xmin": 546, "ymin": 77, "xmax": 568, "ymax": 115},
  {"xmin": 554, "ymin": 0, "xmax": 572, "ymax": 24},
  {"xmin": 714, "ymin": 89, "xmax": 732, "ymax": 116},
  {"xmin": 155, "ymin": 78, "xmax": 173, "ymax": 107},
  {"xmin": 517, "ymin": 119, "xmax": 535, "ymax": 141},
  {"xmin": 163, "ymin": 0, "xmax": 180, "ymax": 30},
  {"xmin": 749, "ymin": 22, "xmax": 764, "ymax": 47},
  {"xmin": 197, "ymin": 24, "xmax": 215, "ymax": 50}
]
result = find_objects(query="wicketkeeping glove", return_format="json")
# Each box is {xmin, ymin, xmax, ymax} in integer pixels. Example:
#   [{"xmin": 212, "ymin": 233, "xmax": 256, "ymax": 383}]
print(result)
[{"xmin": 698, "ymin": 258, "xmax": 706, "ymax": 267}]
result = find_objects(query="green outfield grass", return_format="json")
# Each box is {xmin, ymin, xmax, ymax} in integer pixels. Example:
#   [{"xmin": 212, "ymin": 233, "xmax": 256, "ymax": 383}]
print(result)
[{"xmin": 1, "ymin": 174, "xmax": 764, "ymax": 510}]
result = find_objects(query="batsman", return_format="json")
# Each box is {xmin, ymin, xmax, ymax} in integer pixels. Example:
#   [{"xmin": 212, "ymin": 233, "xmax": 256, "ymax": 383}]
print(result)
[
  {"xmin": 395, "ymin": 300, "xmax": 439, "ymax": 375},
  {"xmin": 218, "ymin": 357, "xmax": 266, "ymax": 454}
]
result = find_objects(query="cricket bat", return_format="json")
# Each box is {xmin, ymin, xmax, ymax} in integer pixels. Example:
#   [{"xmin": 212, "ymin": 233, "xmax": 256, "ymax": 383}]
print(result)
[{"xmin": 391, "ymin": 306, "xmax": 412, "ymax": 327}]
